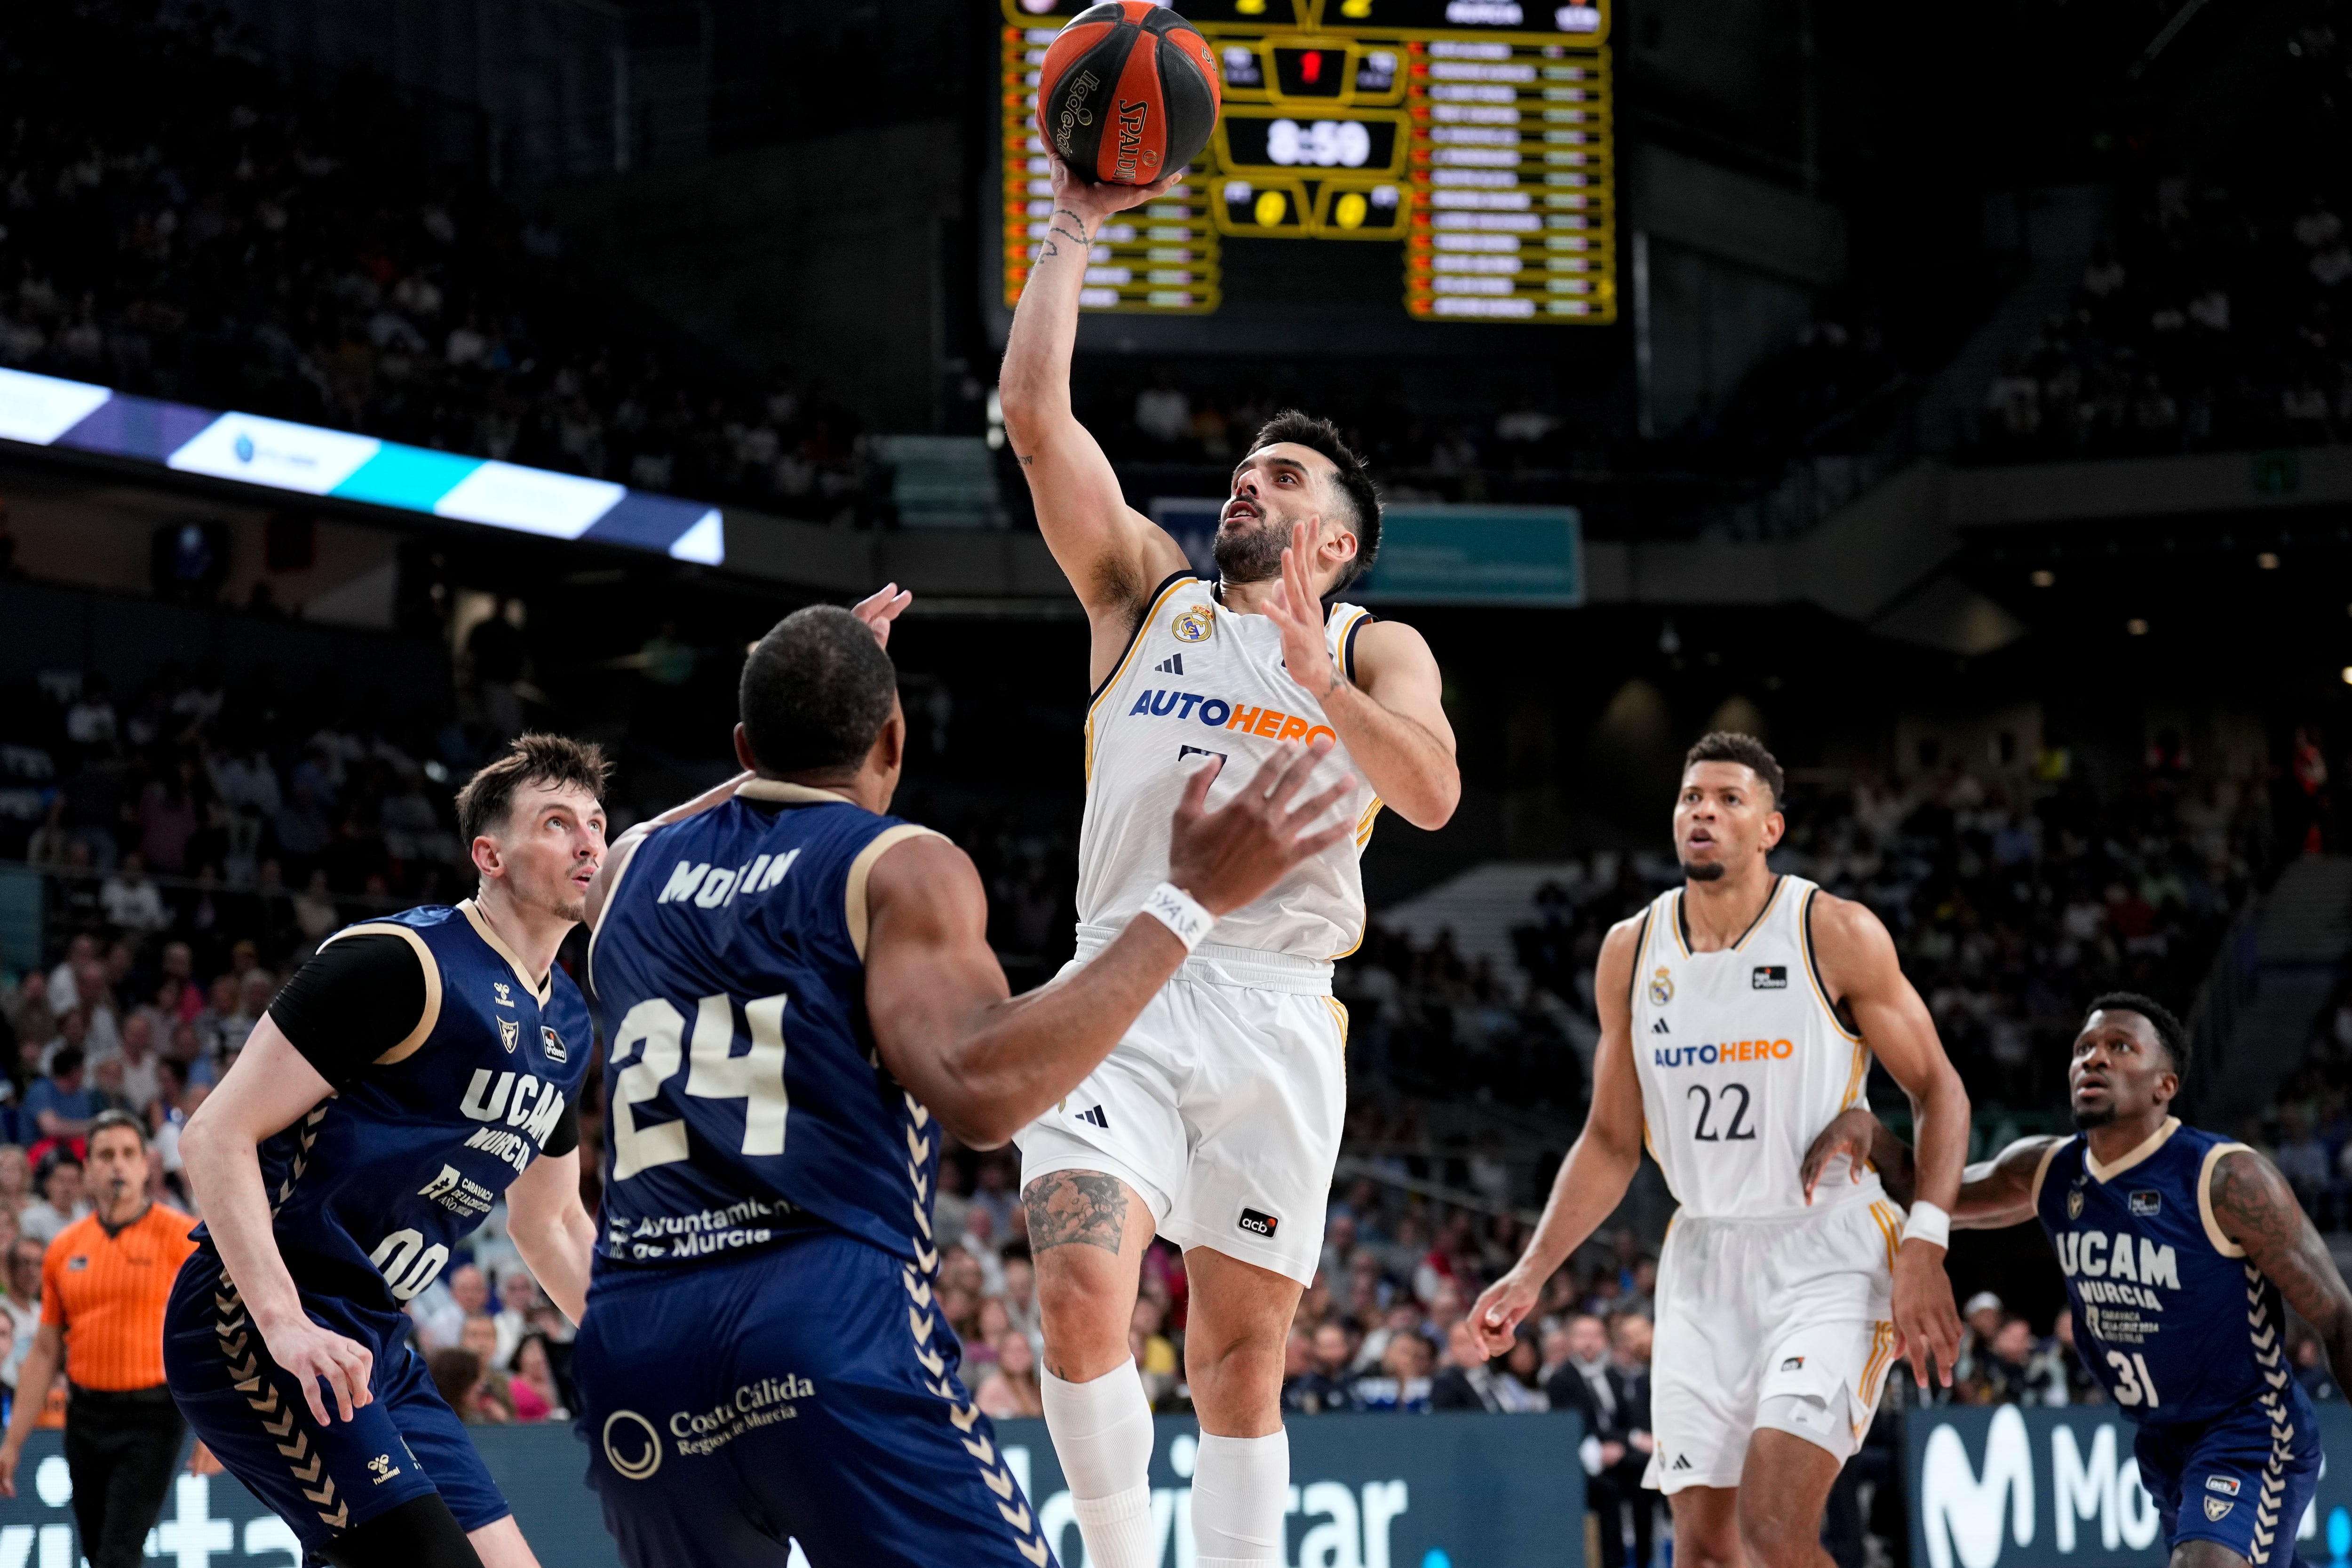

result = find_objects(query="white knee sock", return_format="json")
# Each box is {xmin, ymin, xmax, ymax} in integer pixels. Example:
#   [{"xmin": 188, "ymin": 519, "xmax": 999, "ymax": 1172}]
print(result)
[
  {"xmin": 1192, "ymin": 1429, "xmax": 1291, "ymax": 1567},
  {"xmin": 1041, "ymin": 1359, "xmax": 1158, "ymax": 1568}
]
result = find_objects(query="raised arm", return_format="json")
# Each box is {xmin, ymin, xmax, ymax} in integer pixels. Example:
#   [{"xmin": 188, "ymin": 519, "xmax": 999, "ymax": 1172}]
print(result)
[
  {"xmin": 1469, "ymin": 915, "xmax": 1648, "ymax": 1353},
  {"xmin": 864, "ymin": 742, "xmax": 1353, "ymax": 1147},
  {"xmin": 1812, "ymin": 892, "xmax": 1970, "ymax": 1387},
  {"xmin": 2210, "ymin": 1147, "xmax": 2352, "ymax": 1394},
  {"xmin": 1802, "ymin": 1113, "xmax": 2059, "ymax": 1230},
  {"xmin": 997, "ymin": 161, "xmax": 1190, "ymax": 667}
]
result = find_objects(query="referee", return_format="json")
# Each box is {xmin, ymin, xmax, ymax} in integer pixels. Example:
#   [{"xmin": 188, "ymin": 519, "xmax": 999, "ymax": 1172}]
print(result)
[{"xmin": 0, "ymin": 1109, "xmax": 196, "ymax": 1568}]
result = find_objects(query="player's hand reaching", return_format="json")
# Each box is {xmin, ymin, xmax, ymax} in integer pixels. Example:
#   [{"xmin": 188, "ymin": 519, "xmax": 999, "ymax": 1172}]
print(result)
[
  {"xmin": 1800, "ymin": 1106, "xmax": 1884, "ymax": 1205},
  {"xmin": 1167, "ymin": 738, "xmax": 1354, "ymax": 916},
  {"xmin": 1268, "ymin": 519, "xmax": 1339, "ymax": 700},
  {"xmin": 260, "ymin": 1312, "xmax": 376, "ymax": 1425},
  {"xmin": 1469, "ymin": 1266, "xmax": 1541, "ymax": 1357},
  {"xmin": 1891, "ymin": 1237, "xmax": 1963, "ymax": 1391},
  {"xmin": 1046, "ymin": 157, "xmax": 1184, "ymax": 235},
  {"xmin": 850, "ymin": 582, "xmax": 913, "ymax": 650}
]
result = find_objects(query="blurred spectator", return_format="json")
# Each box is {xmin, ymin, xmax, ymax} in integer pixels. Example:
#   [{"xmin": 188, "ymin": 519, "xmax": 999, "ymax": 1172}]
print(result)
[
  {"xmin": 508, "ymin": 1332, "xmax": 566, "ymax": 1422},
  {"xmin": 413, "ymin": 1261, "xmax": 487, "ymax": 1352},
  {"xmin": 0, "ymin": 1236, "xmax": 36, "ymax": 1386},
  {"xmin": 427, "ymin": 1346, "xmax": 510, "ymax": 1425},
  {"xmin": 23, "ymin": 1050, "xmax": 97, "ymax": 1152},
  {"xmin": 973, "ymin": 1331, "xmax": 1045, "ymax": 1420},
  {"xmin": 1285, "ymin": 1322, "xmax": 1362, "ymax": 1415},
  {"xmin": 1353, "ymin": 1331, "xmax": 1434, "ymax": 1413}
]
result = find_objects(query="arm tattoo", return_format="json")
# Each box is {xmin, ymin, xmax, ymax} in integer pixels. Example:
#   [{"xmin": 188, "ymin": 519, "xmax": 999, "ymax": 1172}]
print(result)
[
  {"xmin": 2212, "ymin": 1148, "xmax": 2352, "ymax": 1385},
  {"xmin": 1052, "ymin": 208, "xmax": 1090, "ymax": 245},
  {"xmin": 1022, "ymin": 1170, "xmax": 1129, "ymax": 1254}
]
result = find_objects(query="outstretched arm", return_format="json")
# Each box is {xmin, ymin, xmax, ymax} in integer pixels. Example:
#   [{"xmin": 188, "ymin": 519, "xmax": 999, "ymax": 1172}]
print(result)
[
  {"xmin": 1813, "ymin": 892, "xmax": 1970, "ymax": 1388},
  {"xmin": 2211, "ymin": 1147, "xmax": 2352, "ymax": 1393},
  {"xmin": 1469, "ymin": 916, "xmax": 1648, "ymax": 1353},
  {"xmin": 997, "ymin": 161, "xmax": 1190, "ymax": 664},
  {"xmin": 864, "ymin": 743, "xmax": 1353, "ymax": 1147},
  {"xmin": 1802, "ymin": 1114, "xmax": 2058, "ymax": 1229}
]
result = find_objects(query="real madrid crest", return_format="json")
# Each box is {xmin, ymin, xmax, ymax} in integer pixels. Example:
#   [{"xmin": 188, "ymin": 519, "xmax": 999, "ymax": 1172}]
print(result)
[
  {"xmin": 1171, "ymin": 604, "xmax": 1215, "ymax": 643},
  {"xmin": 2067, "ymin": 1188, "xmax": 2084, "ymax": 1219},
  {"xmin": 1648, "ymin": 968, "xmax": 1675, "ymax": 1006}
]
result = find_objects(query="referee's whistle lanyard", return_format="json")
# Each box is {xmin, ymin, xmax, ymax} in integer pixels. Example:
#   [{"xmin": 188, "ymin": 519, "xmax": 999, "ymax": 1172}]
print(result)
[{"xmin": 95, "ymin": 1199, "xmax": 152, "ymax": 1240}]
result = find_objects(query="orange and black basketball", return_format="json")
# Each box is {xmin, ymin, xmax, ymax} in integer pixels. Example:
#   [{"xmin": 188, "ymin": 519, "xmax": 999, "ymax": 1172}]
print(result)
[{"xmin": 1035, "ymin": 2, "xmax": 1221, "ymax": 186}]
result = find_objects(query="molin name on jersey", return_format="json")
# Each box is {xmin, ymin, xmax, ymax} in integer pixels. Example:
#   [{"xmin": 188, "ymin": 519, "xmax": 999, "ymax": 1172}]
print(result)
[
  {"xmin": 457, "ymin": 1068, "xmax": 567, "ymax": 1172},
  {"xmin": 656, "ymin": 849, "xmax": 802, "ymax": 911}
]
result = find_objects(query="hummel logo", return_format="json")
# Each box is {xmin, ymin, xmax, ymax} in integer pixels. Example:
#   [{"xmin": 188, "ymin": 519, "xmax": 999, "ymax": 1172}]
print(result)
[
  {"xmin": 1076, "ymin": 1105, "xmax": 1110, "ymax": 1130},
  {"xmin": 366, "ymin": 1453, "xmax": 402, "ymax": 1484},
  {"xmin": 1155, "ymin": 654, "xmax": 1184, "ymax": 675},
  {"xmin": 1651, "ymin": 1018, "xmax": 1670, "ymax": 1034},
  {"xmin": 492, "ymin": 981, "xmax": 513, "ymax": 1008}
]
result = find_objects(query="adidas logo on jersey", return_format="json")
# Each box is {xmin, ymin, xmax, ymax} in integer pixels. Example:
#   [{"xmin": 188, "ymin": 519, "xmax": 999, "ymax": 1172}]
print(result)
[
  {"xmin": 1671, "ymin": 1455, "xmax": 1692, "ymax": 1472},
  {"xmin": 1651, "ymin": 1019, "xmax": 1670, "ymax": 1034},
  {"xmin": 1075, "ymin": 1104, "xmax": 1110, "ymax": 1130},
  {"xmin": 1155, "ymin": 653, "xmax": 1184, "ymax": 675}
]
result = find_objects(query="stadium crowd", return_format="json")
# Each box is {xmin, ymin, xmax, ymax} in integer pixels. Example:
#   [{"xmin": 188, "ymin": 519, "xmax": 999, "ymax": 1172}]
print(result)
[
  {"xmin": 1972, "ymin": 0, "xmax": 2352, "ymax": 460},
  {"xmin": 0, "ymin": 4, "xmax": 882, "ymax": 525}
]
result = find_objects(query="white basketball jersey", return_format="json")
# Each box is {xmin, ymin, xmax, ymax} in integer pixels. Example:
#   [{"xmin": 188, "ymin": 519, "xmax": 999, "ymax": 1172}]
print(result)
[
  {"xmin": 1077, "ymin": 572, "xmax": 1382, "ymax": 962},
  {"xmin": 1627, "ymin": 876, "xmax": 1887, "ymax": 1220}
]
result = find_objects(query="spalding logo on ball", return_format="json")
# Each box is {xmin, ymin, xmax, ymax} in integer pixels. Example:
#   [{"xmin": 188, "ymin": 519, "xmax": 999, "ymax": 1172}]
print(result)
[{"xmin": 1035, "ymin": 2, "xmax": 1222, "ymax": 186}]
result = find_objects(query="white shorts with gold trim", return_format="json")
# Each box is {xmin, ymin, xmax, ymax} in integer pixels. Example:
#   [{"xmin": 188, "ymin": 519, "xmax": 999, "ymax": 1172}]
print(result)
[
  {"xmin": 1013, "ymin": 927, "xmax": 1346, "ymax": 1288},
  {"xmin": 1643, "ymin": 1198, "xmax": 1903, "ymax": 1491}
]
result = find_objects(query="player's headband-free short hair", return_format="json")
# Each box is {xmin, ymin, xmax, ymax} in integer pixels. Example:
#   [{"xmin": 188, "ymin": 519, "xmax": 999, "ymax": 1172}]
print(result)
[
  {"xmin": 88, "ymin": 1108, "xmax": 148, "ymax": 1149},
  {"xmin": 1682, "ymin": 731, "xmax": 1785, "ymax": 811},
  {"xmin": 1248, "ymin": 411, "xmax": 1382, "ymax": 592},
  {"xmin": 739, "ymin": 605, "xmax": 899, "ymax": 779},
  {"xmin": 456, "ymin": 734, "xmax": 612, "ymax": 845},
  {"xmin": 2083, "ymin": 990, "xmax": 2190, "ymax": 1095}
]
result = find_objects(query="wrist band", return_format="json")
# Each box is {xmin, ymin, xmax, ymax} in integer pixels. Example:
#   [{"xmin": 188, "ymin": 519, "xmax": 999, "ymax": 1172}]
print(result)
[
  {"xmin": 1139, "ymin": 882, "xmax": 1215, "ymax": 953},
  {"xmin": 1903, "ymin": 1201, "xmax": 1952, "ymax": 1250}
]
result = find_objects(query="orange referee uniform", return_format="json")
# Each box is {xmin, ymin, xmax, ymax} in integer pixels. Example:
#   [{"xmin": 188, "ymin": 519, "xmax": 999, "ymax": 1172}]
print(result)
[
  {"xmin": 40, "ymin": 1203, "xmax": 196, "ymax": 1568},
  {"xmin": 43, "ymin": 1203, "xmax": 196, "ymax": 1389}
]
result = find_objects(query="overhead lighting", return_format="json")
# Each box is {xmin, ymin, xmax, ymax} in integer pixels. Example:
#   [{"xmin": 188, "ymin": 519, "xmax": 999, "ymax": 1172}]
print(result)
[
  {"xmin": 2127, "ymin": 619, "xmax": 2149, "ymax": 636},
  {"xmin": 2030, "ymin": 569, "xmax": 2056, "ymax": 588},
  {"xmin": 2258, "ymin": 552, "xmax": 2280, "ymax": 570},
  {"xmin": 2342, "ymin": 667, "xmax": 2352, "ymax": 686}
]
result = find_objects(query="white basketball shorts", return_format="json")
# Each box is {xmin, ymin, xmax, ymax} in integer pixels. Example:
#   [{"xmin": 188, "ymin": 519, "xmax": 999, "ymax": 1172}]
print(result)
[
  {"xmin": 1014, "ymin": 927, "xmax": 1348, "ymax": 1287},
  {"xmin": 1643, "ymin": 1197, "xmax": 1905, "ymax": 1490}
]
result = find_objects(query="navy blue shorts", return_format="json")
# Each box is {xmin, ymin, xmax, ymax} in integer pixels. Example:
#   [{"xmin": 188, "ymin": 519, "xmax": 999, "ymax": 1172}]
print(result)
[
  {"xmin": 573, "ymin": 1231, "xmax": 1055, "ymax": 1568},
  {"xmin": 162, "ymin": 1250, "xmax": 507, "ymax": 1550},
  {"xmin": 2135, "ymin": 1400, "xmax": 2321, "ymax": 1568}
]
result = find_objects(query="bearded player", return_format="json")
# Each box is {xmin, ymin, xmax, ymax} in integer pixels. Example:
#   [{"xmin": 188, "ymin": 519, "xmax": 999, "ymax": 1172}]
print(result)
[
  {"xmin": 1470, "ymin": 733, "xmax": 1970, "ymax": 1568},
  {"xmin": 998, "ymin": 159, "xmax": 1460, "ymax": 1568},
  {"xmin": 1804, "ymin": 995, "xmax": 2343, "ymax": 1568}
]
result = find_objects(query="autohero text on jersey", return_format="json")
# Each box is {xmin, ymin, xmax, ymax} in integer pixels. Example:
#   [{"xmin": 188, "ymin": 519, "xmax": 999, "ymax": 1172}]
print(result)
[
  {"xmin": 1124, "ymin": 687, "xmax": 1339, "ymax": 748},
  {"xmin": 1652, "ymin": 1038, "xmax": 1795, "ymax": 1069}
]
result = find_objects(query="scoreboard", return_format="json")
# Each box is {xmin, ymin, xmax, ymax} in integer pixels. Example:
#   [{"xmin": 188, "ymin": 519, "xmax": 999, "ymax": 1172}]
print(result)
[{"xmin": 999, "ymin": 0, "xmax": 1616, "ymax": 326}]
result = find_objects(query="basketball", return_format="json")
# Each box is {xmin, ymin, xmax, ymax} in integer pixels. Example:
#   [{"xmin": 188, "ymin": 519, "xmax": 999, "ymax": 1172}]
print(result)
[{"xmin": 1034, "ymin": 1, "xmax": 1220, "ymax": 186}]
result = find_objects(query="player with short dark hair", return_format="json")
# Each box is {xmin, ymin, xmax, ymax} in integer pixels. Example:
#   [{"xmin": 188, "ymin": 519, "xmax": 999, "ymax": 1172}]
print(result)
[
  {"xmin": 1804, "ymin": 993, "xmax": 2343, "ymax": 1568},
  {"xmin": 996, "ymin": 158, "xmax": 1461, "ymax": 1568},
  {"xmin": 1470, "ymin": 733, "xmax": 1971, "ymax": 1568},
  {"xmin": 163, "ymin": 734, "xmax": 610, "ymax": 1568},
  {"xmin": 571, "ymin": 589, "xmax": 1359, "ymax": 1568}
]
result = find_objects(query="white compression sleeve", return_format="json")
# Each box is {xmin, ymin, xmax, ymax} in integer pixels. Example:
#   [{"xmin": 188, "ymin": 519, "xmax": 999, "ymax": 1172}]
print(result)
[
  {"xmin": 1041, "ymin": 1359, "xmax": 1159, "ymax": 1568},
  {"xmin": 1192, "ymin": 1429, "xmax": 1291, "ymax": 1567}
]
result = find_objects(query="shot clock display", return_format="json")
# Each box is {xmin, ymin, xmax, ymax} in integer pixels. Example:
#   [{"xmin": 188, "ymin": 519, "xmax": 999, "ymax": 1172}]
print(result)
[{"xmin": 999, "ymin": 0, "xmax": 1615, "ymax": 326}]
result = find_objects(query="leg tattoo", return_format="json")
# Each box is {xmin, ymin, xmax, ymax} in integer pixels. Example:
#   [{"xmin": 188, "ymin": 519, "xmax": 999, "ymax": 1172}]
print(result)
[{"xmin": 1025, "ymin": 1171, "xmax": 1129, "ymax": 1255}]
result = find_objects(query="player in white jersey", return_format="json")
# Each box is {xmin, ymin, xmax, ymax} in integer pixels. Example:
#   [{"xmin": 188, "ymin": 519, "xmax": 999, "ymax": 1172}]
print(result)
[
  {"xmin": 998, "ymin": 158, "xmax": 1461, "ymax": 1568},
  {"xmin": 1470, "ymin": 733, "xmax": 1971, "ymax": 1568}
]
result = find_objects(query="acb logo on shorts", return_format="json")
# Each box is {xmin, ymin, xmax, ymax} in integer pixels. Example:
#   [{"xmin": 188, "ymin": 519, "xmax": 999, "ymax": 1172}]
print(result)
[{"xmin": 1238, "ymin": 1207, "xmax": 1280, "ymax": 1238}]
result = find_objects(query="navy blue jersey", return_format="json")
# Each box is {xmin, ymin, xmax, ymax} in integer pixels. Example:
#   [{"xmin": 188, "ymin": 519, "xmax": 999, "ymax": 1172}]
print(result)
[
  {"xmin": 194, "ymin": 902, "xmax": 590, "ymax": 1344},
  {"xmin": 2035, "ymin": 1119, "xmax": 2318, "ymax": 1433},
  {"xmin": 588, "ymin": 780, "xmax": 945, "ymax": 1270}
]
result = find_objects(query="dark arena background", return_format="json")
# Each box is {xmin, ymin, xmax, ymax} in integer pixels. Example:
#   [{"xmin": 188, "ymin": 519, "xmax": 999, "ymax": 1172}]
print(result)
[{"xmin": 4, "ymin": 0, "xmax": 2352, "ymax": 1564}]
